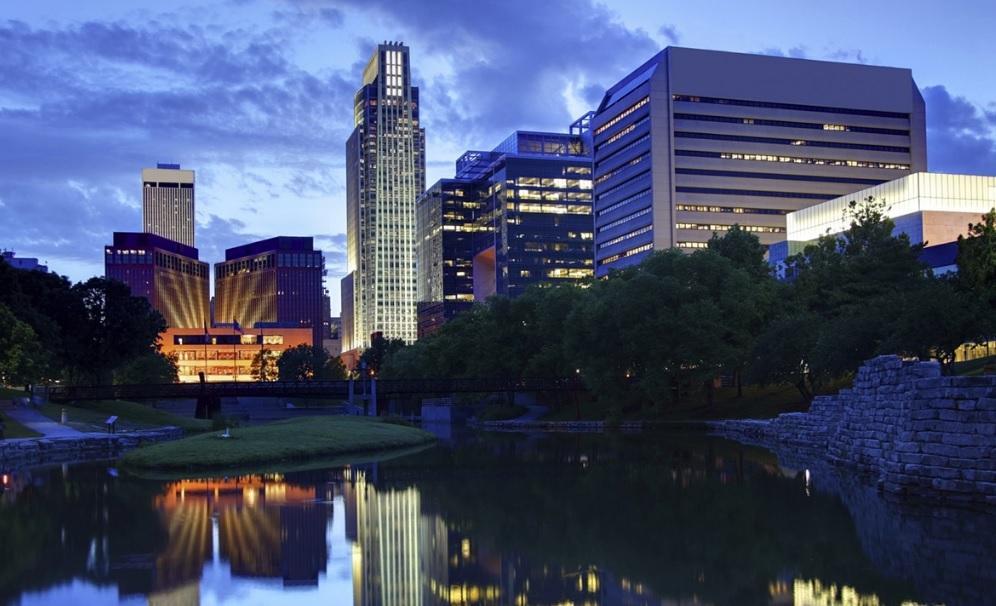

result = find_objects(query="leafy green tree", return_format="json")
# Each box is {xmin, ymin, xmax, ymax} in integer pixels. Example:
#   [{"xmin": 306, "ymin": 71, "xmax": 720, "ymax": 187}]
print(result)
[
  {"xmin": 64, "ymin": 278, "xmax": 166, "ymax": 384},
  {"xmin": 250, "ymin": 348, "xmax": 278, "ymax": 382},
  {"xmin": 956, "ymin": 208, "xmax": 996, "ymax": 295},
  {"xmin": 114, "ymin": 350, "xmax": 179, "ymax": 384},
  {"xmin": 768, "ymin": 196, "xmax": 928, "ymax": 382},
  {"xmin": 359, "ymin": 334, "xmax": 408, "ymax": 376},
  {"xmin": 277, "ymin": 344, "xmax": 347, "ymax": 381},
  {"xmin": 0, "ymin": 303, "xmax": 44, "ymax": 386},
  {"xmin": 708, "ymin": 223, "xmax": 771, "ymax": 279},
  {"xmin": 880, "ymin": 277, "xmax": 990, "ymax": 371}
]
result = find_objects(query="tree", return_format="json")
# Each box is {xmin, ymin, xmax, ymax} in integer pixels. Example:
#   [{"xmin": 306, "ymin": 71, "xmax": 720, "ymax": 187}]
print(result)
[
  {"xmin": 277, "ymin": 344, "xmax": 347, "ymax": 381},
  {"xmin": 955, "ymin": 208, "xmax": 996, "ymax": 296},
  {"xmin": 359, "ymin": 334, "xmax": 407, "ymax": 376},
  {"xmin": 64, "ymin": 278, "xmax": 167, "ymax": 384},
  {"xmin": 251, "ymin": 348, "xmax": 279, "ymax": 382},
  {"xmin": 771, "ymin": 196, "xmax": 928, "ymax": 381},
  {"xmin": 880, "ymin": 277, "xmax": 990, "ymax": 372},
  {"xmin": 708, "ymin": 224, "xmax": 771, "ymax": 279},
  {"xmin": 0, "ymin": 303, "xmax": 44, "ymax": 386},
  {"xmin": 114, "ymin": 351, "xmax": 179, "ymax": 385}
]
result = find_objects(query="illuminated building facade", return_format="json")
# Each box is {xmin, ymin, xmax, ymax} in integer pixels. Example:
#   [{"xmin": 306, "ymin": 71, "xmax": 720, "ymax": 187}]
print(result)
[
  {"xmin": 214, "ymin": 237, "xmax": 325, "ymax": 346},
  {"xmin": 142, "ymin": 163, "xmax": 195, "ymax": 247},
  {"xmin": 160, "ymin": 326, "xmax": 312, "ymax": 382},
  {"xmin": 415, "ymin": 178, "xmax": 482, "ymax": 338},
  {"xmin": 343, "ymin": 42, "xmax": 426, "ymax": 351},
  {"xmin": 104, "ymin": 232, "xmax": 209, "ymax": 329},
  {"xmin": 416, "ymin": 131, "xmax": 594, "ymax": 335},
  {"xmin": 590, "ymin": 47, "xmax": 927, "ymax": 275}
]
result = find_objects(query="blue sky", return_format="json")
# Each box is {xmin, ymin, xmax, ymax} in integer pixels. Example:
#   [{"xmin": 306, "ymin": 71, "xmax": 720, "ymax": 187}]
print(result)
[{"xmin": 2, "ymin": 0, "xmax": 995, "ymax": 314}]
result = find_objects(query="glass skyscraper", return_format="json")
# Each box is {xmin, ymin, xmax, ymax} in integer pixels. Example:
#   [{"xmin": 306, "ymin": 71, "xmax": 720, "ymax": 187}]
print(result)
[
  {"xmin": 416, "ymin": 130, "xmax": 594, "ymax": 337},
  {"xmin": 590, "ymin": 47, "xmax": 927, "ymax": 276},
  {"xmin": 343, "ymin": 42, "xmax": 426, "ymax": 351}
]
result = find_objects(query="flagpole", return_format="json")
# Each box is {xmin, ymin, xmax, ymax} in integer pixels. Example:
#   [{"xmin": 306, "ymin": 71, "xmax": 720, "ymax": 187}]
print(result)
[{"xmin": 233, "ymin": 318, "xmax": 238, "ymax": 383}]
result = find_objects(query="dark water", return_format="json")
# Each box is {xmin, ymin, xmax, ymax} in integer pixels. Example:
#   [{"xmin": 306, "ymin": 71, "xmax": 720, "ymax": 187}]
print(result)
[{"xmin": 1, "ymin": 431, "xmax": 993, "ymax": 606}]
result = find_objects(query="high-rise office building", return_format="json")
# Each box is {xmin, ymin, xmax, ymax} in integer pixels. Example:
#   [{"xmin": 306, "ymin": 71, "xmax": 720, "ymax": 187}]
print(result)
[
  {"xmin": 415, "ymin": 178, "xmax": 482, "ymax": 338},
  {"xmin": 214, "ymin": 237, "xmax": 325, "ymax": 345},
  {"xmin": 104, "ymin": 232, "xmax": 209, "ymax": 329},
  {"xmin": 142, "ymin": 163, "xmax": 195, "ymax": 247},
  {"xmin": 590, "ymin": 47, "xmax": 927, "ymax": 275},
  {"xmin": 415, "ymin": 130, "xmax": 594, "ymax": 337},
  {"xmin": 471, "ymin": 131, "xmax": 594, "ymax": 299},
  {"xmin": 343, "ymin": 42, "xmax": 426, "ymax": 351}
]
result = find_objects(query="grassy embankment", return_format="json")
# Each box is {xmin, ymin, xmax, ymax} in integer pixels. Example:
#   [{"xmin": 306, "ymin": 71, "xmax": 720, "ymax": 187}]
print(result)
[
  {"xmin": 542, "ymin": 381, "xmax": 850, "ymax": 422},
  {"xmin": 38, "ymin": 400, "xmax": 211, "ymax": 433},
  {"xmin": 122, "ymin": 415, "xmax": 435, "ymax": 471},
  {"xmin": 0, "ymin": 387, "xmax": 40, "ymax": 438},
  {"xmin": 543, "ymin": 356, "xmax": 996, "ymax": 422}
]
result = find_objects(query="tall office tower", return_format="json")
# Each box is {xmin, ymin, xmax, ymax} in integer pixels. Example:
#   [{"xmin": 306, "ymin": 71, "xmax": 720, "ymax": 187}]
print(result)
[
  {"xmin": 415, "ymin": 178, "xmax": 481, "ymax": 338},
  {"xmin": 590, "ymin": 47, "xmax": 927, "ymax": 276},
  {"xmin": 142, "ymin": 163, "xmax": 195, "ymax": 247},
  {"xmin": 415, "ymin": 131, "xmax": 594, "ymax": 336},
  {"xmin": 214, "ymin": 237, "xmax": 325, "ymax": 345},
  {"xmin": 104, "ymin": 232, "xmax": 209, "ymax": 329},
  {"xmin": 471, "ymin": 131, "xmax": 594, "ymax": 299},
  {"xmin": 343, "ymin": 42, "xmax": 426, "ymax": 351}
]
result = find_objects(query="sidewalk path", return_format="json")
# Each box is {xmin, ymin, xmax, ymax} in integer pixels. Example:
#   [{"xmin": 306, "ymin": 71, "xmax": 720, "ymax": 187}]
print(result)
[{"xmin": 4, "ymin": 408, "xmax": 85, "ymax": 438}]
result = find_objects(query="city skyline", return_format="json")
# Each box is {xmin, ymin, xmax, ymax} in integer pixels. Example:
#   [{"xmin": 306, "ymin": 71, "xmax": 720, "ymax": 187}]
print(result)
[{"xmin": 3, "ymin": 1, "xmax": 996, "ymax": 315}]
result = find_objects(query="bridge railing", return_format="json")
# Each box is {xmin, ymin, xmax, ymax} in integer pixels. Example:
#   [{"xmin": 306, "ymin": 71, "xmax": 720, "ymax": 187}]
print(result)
[{"xmin": 46, "ymin": 377, "xmax": 587, "ymax": 402}]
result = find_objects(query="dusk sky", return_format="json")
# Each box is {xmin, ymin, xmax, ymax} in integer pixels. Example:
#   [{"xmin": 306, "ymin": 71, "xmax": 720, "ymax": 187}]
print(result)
[{"xmin": 3, "ymin": 0, "xmax": 995, "ymax": 314}]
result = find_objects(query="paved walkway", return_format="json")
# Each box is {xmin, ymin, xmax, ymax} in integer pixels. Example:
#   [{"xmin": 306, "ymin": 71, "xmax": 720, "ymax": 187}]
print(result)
[{"xmin": 4, "ymin": 407, "xmax": 85, "ymax": 438}]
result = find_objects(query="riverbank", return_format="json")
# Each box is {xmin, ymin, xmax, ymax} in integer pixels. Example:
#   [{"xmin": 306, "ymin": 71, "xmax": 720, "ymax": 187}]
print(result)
[
  {"xmin": 122, "ymin": 416, "xmax": 436, "ymax": 472},
  {"xmin": 0, "ymin": 427, "xmax": 184, "ymax": 471},
  {"xmin": 713, "ymin": 356, "xmax": 996, "ymax": 505}
]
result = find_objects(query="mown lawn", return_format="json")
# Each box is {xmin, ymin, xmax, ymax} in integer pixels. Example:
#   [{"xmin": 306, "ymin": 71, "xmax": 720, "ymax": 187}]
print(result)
[
  {"xmin": 122, "ymin": 415, "xmax": 435, "ymax": 471},
  {"xmin": 0, "ymin": 386, "xmax": 30, "ymax": 400},
  {"xmin": 39, "ymin": 400, "xmax": 211, "ymax": 433},
  {"xmin": 0, "ymin": 410, "xmax": 41, "ymax": 438}
]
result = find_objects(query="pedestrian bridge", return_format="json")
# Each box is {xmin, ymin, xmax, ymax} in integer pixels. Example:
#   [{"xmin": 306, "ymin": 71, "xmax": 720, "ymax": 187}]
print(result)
[{"xmin": 45, "ymin": 377, "xmax": 586, "ymax": 403}]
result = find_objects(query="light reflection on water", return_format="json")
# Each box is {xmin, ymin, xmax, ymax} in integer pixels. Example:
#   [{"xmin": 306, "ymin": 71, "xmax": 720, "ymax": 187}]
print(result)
[{"xmin": 0, "ymin": 432, "xmax": 991, "ymax": 606}]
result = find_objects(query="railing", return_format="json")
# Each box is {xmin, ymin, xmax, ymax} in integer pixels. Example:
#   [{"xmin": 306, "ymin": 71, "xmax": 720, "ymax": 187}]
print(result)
[{"xmin": 45, "ymin": 377, "xmax": 586, "ymax": 402}]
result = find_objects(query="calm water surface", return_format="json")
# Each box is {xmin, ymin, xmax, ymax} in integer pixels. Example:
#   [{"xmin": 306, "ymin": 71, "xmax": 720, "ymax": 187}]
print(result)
[{"xmin": 1, "ymin": 431, "xmax": 993, "ymax": 606}]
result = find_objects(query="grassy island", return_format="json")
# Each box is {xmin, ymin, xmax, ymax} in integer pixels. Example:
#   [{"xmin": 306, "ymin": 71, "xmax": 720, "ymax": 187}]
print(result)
[{"xmin": 121, "ymin": 416, "xmax": 435, "ymax": 471}]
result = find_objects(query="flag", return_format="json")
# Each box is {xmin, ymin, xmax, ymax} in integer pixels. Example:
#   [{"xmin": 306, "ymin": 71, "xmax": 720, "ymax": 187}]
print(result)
[{"xmin": 233, "ymin": 319, "xmax": 242, "ymax": 334}]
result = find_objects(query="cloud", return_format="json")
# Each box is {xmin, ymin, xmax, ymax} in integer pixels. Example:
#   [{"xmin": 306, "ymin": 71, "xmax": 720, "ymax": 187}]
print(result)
[
  {"xmin": 327, "ymin": 0, "xmax": 660, "ymax": 150},
  {"xmin": 659, "ymin": 25, "xmax": 680, "ymax": 45},
  {"xmin": 0, "ymin": 15, "xmax": 356, "ymax": 283},
  {"xmin": 760, "ymin": 46, "xmax": 808, "ymax": 59},
  {"xmin": 922, "ymin": 85, "xmax": 996, "ymax": 175}
]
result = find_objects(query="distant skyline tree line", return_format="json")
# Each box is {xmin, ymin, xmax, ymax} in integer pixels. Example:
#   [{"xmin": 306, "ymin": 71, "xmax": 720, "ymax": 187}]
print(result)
[
  {"xmin": 379, "ymin": 199, "xmax": 996, "ymax": 410},
  {"xmin": 3, "ymin": 200, "xmax": 993, "ymax": 400}
]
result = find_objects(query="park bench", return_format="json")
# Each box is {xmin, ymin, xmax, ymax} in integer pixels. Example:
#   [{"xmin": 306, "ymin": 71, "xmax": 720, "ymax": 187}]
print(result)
[{"xmin": 105, "ymin": 416, "xmax": 119, "ymax": 434}]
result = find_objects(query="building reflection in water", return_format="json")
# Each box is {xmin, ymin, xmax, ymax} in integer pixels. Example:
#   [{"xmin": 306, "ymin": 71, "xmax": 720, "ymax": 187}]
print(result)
[{"xmin": 149, "ymin": 474, "xmax": 331, "ymax": 601}]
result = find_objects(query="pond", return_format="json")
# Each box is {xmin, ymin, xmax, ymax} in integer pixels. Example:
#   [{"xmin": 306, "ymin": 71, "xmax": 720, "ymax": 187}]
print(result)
[{"xmin": 0, "ymin": 430, "xmax": 993, "ymax": 606}]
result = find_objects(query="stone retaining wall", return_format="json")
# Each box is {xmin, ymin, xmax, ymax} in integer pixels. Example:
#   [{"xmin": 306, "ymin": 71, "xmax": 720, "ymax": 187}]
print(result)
[
  {"xmin": 714, "ymin": 356, "xmax": 996, "ymax": 504},
  {"xmin": 0, "ymin": 427, "xmax": 184, "ymax": 471}
]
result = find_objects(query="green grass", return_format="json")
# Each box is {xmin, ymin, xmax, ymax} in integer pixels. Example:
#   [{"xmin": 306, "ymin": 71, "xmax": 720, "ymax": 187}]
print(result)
[
  {"xmin": 39, "ymin": 400, "xmax": 211, "ymax": 433},
  {"xmin": 0, "ymin": 410, "xmax": 41, "ymax": 438},
  {"xmin": 121, "ymin": 416, "xmax": 436, "ymax": 471},
  {"xmin": 0, "ymin": 386, "xmax": 30, "ymax": 399}
]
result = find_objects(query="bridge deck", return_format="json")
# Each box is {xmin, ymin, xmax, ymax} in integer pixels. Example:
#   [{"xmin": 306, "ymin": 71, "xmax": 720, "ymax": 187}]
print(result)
[{"xmin": 45, "ymin": 378, "xmax": 586, "ymax": 402}]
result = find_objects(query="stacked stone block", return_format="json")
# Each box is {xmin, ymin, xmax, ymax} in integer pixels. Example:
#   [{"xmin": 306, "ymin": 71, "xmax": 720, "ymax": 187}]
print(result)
[{"xmin": 714, "ymin": 356, "xmax": 996, "ymax": 504}]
